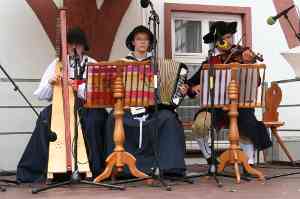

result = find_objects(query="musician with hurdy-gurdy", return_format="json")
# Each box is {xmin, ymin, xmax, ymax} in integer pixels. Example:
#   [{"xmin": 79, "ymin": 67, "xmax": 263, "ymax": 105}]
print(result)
[
  {"xmin": 16, "ymin": 27, "xmax": 108, "ymax": 182},
  {"xmin": 105, "ymin": 25, "xmax": 187, "ymax": 177},
  {"xmin": 186, "ymin": 21, "xmax": 272, "ymax": 173}
]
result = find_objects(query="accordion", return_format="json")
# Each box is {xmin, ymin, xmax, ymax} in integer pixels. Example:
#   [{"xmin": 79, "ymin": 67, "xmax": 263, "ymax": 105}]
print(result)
[
  {"xmin": 84, "ymin": 59, "xmax": 188, "ymax": 108},
  {"xmin": 157, "ymin": 59, "xmax": 188, "ymax": 107}
]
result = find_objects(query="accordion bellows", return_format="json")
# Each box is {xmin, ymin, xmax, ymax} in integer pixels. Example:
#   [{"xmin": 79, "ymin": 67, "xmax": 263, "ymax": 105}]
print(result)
[{"xmin": 158, "ymin": 59, "xmax": 188, "ymax": 106}]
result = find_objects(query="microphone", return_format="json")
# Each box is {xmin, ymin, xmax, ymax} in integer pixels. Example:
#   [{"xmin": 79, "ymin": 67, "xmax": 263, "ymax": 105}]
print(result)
[
  {"xmin": 140, "ymin": 0, "xmax": 159, "ymax": 23},
  {"xmin": 267, "ymin": 4, "xmax": 295, "ymax": 25},
  {"xmin": 216, "ymin": 39, "xmax": 230, "ymax": 50},
  {"xmin": 214, "ymin": 28, "xmax": 230, "ymax": 50},
  {"xmin": 79, "ymin": 58, "xmax": 88, "ymax": 78},
  {"xmin": 73, "ymin": 48, "xmax": 79, "ymax": 59},
  {"xmin": 140, "ymin": 0, "xmax": 150, "ymax": 8}
]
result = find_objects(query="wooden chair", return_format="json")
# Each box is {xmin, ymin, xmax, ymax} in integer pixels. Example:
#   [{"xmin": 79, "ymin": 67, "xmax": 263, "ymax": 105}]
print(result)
[{"xmin": 262, "ymin": 82, "xmax": 294, "ymax": 163}]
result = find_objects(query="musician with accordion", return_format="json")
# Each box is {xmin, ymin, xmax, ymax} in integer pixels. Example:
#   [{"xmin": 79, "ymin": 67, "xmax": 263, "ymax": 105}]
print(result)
[
  {"xmin": 17, "ymin": 28, "xmax": 108, "ymax": 182},
  {"xmin": 105, "ymin": 25, "xmax": 188, "ymax": 178},
  {"xmin": 186, "ymin": 21, "xmax": 273, "ymax": 174}
]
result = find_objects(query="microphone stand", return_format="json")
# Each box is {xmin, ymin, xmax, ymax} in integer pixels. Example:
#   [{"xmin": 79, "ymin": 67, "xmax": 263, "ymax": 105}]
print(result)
[
  {"xmin": 147, "ymin": 1, "xmax": 160, "ymax": 112},
  {"xmin": 70, "ymin": 49, "xmax": 82, "ymax": 183},
  {"xmin": 263, "ymin": 14, "xmax": 300, "ymax": 177},
  {"xmin": 206, "ymin": 43, "xmax": 222, "ymax": 187},
  {"xmin": 282, "ymin": 13, "xmax": 300, "ymax": 41},
  {"xmin": 147, "ymin": 3, "xmax": 173, "ymax": 191},
  {"xmin": 144, "ymin": 2, "xmax": 193, "ymax": 190},
  {"xmin": 183, "ymin": 43, "xmax": 223, "ymax": 187},
  {"xmin": 0, "ymin": 64, "xmax": 39, "ymax": 117},
  {"xmin": 32, "ymin": 51, "xmax": 124, "ymax": 194},
  {"xmin": 0, "ymin": 64, "xmax": 37, "ymax": 191},
  {"xmin": 262, "ymin": 9, "xmax": 300, "ymax": 180}
]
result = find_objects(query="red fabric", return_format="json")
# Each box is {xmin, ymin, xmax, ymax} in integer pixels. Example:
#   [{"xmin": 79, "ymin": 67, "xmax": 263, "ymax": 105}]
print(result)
[
  {"xmin": 216, "ymin": 118, "xmax": 227, "ymax": 129},
  {"xmin": 73, "ymin": 80, "xmax": 85, "ymax": 87},
  {"xmin": 209, "ymin": 56, "xmax": 222, "ymax": 64}
]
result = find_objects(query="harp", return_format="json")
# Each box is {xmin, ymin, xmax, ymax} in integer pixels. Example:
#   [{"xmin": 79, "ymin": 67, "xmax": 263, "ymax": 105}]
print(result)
[{"xmin": 47, "ymin": 3, "xmax": 91, "ymax": 179}]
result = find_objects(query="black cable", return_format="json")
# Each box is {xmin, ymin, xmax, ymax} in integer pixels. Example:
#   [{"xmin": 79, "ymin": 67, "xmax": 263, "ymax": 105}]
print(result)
[
  {"xmin": 257, "ymin": 165, "xmax": 300, "ymax": 170},
  {"xmin": 71, "ymin": 118, "xmax": 89, "ymax": 165}
]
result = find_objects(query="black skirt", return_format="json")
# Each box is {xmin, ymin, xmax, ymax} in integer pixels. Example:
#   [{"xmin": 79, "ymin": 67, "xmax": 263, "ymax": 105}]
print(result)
[
  {"xmin": 105, "ymin": 109, "xmax": 186, "ymax": 175},
  {"xmin": 16, "ymin": 105, "xmax": 108, "ymax": 183}
]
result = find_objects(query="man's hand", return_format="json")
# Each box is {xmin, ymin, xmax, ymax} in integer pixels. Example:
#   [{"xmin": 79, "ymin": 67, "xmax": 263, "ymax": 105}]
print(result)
[
  {"xmin": 69, "ymin": 80, "xmax": 79, "ymax": 91},
  {"xmin": 179, "ymin": 84, "xmax": 189, "ymax": 96},
  {"xmin": 242, "ymin": 49, "xmax": 254, "ymax": 63},
  {"xmin": 191, "ymin": 85, "xmax": 201, "ymax": 96},
  {"xmin": 48, "ymin": 74, "xmax": 61, "ymax": 85}
]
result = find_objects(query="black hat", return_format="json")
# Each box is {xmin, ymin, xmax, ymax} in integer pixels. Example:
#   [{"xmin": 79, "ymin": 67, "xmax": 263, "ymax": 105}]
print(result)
[
  {"xmin": 203, "ymin": 21, "xmax": 237, "ymax": 44},
  {"xmin": 126, "ymin": 25, "xmax": 154, "ymax": 51},
  {"xmin": 67, "ymin": 27, "xmax": 89, "ymax": 51}
]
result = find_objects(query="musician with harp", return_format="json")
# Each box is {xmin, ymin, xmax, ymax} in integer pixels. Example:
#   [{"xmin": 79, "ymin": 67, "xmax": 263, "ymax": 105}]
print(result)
[
  {"xmin": 17, "ymin": 28, "xmax": 108, "ymax": 182},
  {"xmin": 186, "ymin": 21, "xmax": 272, "ymax": 173},
  {"xmin": 105, "ymin": 25, "xmax": 188, "ymax": 178}
]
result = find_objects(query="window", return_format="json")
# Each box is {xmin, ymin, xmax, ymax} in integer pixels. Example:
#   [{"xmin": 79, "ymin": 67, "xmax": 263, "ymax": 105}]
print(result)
[
  {"xmin": 175, "ymin": 20, "xmax": 202, "ymax": 53},
  {"xmin": 172, "ymin": 12, "xmax": 242, "ymax": 64}
]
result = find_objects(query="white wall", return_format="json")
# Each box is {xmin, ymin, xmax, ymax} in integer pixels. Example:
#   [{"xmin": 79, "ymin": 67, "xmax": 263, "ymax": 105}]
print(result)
[
  {"xmin": 0, "ymin": 1, "xmax": 55, "ymax": 79},
  {"xmin": 0, "ymin": 0, "xmax": 54, "ymax": 171}
]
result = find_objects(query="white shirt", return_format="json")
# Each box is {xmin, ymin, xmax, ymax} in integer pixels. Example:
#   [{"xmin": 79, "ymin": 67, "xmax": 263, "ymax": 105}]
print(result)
[
  {"xmin": 214, "ymin": 48, "xmax": 222, "ymax": 56},
  {"xmin": 126, "ymin": 52, "xmax": 152, "ymax": 61},
  {"xmin": 34, "ymin": 55, "xmax": 97, "ymax": 101}
]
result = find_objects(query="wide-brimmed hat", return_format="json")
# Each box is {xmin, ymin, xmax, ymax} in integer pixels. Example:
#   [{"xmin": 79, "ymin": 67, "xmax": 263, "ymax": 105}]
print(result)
[
  {"xmin": 126, "ymin": 25, "xmax": 154, "ymax": 51},
  {"xmin": 67, "ymin": 27, "xmax": 89, "ymax": 51},
  {"xmin": 203, "ymin": 21, "xmax": 237, "ymax": 44}
]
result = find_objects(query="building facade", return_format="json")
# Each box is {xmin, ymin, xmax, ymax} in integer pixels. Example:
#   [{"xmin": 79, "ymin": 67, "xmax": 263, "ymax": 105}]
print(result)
[{"xmin": 0, "ymin": 0, "xmax": 299, "ymax": 171}]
